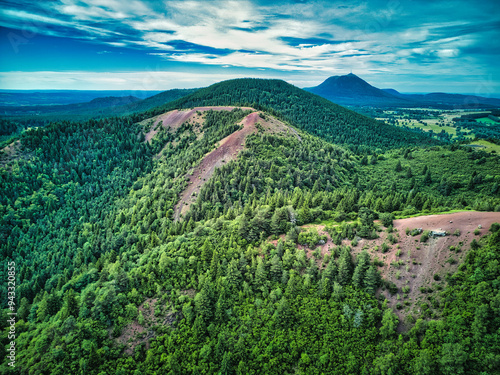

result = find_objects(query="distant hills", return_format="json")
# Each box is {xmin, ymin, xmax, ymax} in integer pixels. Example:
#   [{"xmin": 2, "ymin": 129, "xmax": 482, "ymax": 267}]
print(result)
[
  {"xmin": 305, "ymin": 74, "xmax": 500, "ymax": 108},
  {"xmin": 114, "ymin": 88, "xmax": 198, "ymax": 115},
  {"xmin": 0, "ymin": 90, "xmax": 162, "ymax": 106},
  {"xmin": 0, "ymin": 88, "xmax": 197, "ymax": 122},
  {"xmin": 142, "ymin": 78, "xmax": 439, "ymax": 150},
  {"xmin": 0, "ymin": 95, "xmax": 141, "ymax": 117}
]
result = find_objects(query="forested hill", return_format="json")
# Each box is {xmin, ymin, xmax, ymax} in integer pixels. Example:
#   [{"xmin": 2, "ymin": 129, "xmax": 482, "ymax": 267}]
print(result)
[
  {"xmin": 0, "ymin": 104, "xmax": 499, "ymax": 374},
  {"xmin": 140, "ymin": 78, "xmax": 440, "ymax": 151}
]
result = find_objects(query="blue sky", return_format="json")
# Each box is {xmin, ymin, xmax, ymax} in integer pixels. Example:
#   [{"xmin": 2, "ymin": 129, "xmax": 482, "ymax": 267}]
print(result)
[{"xmin": 0, "ymin": 0, "xmax": 499, "ymax": 94}]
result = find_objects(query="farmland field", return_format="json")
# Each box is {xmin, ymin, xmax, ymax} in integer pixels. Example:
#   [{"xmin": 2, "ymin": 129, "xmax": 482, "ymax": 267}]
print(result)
[
  {"xmin": 476, "ymin": 117, "xmax": 499, "ymax": 125},
  {"xmin": 468, "ymin": 139, "xmax": 500, "ymax": 153},
  {"xmin": 372, "ymin": 108, "xmax": 500, "ymax": 145}
]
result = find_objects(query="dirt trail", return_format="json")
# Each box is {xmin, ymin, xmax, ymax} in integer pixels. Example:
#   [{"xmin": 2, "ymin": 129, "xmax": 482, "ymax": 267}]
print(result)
[
  {"xmin": 173, "ymin": 111, "xmax": 295, "ymax": 220},
  {"xmin": 173, "ymin": 112, "xmax": 261, "ymax": 220},
  {"xmin": 143, "ymin": 106, "xmax": 253, "ymax": 142}
]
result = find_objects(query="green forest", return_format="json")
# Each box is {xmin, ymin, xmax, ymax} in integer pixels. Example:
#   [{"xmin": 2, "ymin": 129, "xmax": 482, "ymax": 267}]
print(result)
[{"xmin": 1, "ymin": 80, "xmax": 499, "ymax": 374}]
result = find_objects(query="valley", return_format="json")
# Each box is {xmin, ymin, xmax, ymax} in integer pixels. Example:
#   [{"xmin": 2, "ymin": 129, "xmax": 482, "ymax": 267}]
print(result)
[{"xmin": 355, "ymin": 106, "xmax": 500, "ymax": 151}]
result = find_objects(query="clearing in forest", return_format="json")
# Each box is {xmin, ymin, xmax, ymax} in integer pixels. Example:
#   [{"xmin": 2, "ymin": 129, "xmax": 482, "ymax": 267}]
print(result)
[
  {"xmin": 0, "ymin": 140, "xmax": 30, "ymax": 169},
  {"xmin": 173, "ymin": 110, "xmax": 293, "ymax": 220},
  {"xmin": 142, "ymin": 106, "xmax": 253, "ymax": 142},
  {"xmin": 293, "ymin": 211, "xmax": 500, "ymax": 326}
]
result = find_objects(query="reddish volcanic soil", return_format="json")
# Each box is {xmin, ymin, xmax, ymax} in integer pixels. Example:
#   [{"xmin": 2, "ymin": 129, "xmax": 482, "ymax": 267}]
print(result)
[
  {"xmin": 173, "ymin": 111, "xmax": 292, "ymax": 220},
  {"xmin": 379, "ymin": 211, "xmax": 499, "ymax": 323},
  {"xmin": 143, "ymin": 106, "xmax": 253, "ymax": 142},
  {"xmin": 141, "ymin": 105, "xmax": 297, "ymax": 221},
  {"xmin": 291, "ymin": 211, "xmax": 500, "ymax": 326}
]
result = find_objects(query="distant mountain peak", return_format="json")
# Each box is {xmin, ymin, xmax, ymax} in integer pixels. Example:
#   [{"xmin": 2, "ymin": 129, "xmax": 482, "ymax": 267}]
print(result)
[{"xmin": 306, "ymin": 73, "xmax": 398, "ymax": 103}]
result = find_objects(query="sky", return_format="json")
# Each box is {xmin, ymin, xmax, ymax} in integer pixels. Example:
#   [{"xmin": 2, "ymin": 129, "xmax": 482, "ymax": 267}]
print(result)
[{"xmin": 0, "ymin": 0, "xmax": 499, "ymax": 94}]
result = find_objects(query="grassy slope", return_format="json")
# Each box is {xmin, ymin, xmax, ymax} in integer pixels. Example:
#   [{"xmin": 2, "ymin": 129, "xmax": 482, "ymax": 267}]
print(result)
[
  {"xmin": 469, "ymin": 139, "xmax": 500, "ymax": 153},
  {"xmin": 476, "ymin": 117, "xmax": 499, "ymax": 125}
]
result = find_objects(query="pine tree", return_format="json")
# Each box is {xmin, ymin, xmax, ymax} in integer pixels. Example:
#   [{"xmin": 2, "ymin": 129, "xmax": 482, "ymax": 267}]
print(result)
[
  {"xmin": 201, "ymin": 238, "xmax": 213, "ymax": 268},
  {"xmin": 273, "ymin": 296, "xmax": 291, "ymax": 328},
  {"xmin": 285, "ymin": 270, "xmax": 301, "ymax": 297},
  {"xmin": 226, "ymin": 258, "xmax": 241, "ymax": 288},
  {"xmin": 380, "ymin": 308, "xmax": 398, "ymax": 339},
  {"xmin": 364, "ymin": 266, "xmax": 379, "ymax": 295},
  {"xmin": 352, "ymin": 251, "xmax": 369, "ymax": 289},
  {"xmin": 270, "ymin": 254, "xmax": 283, "ymax": 282},
  {"xmin": 323, "ymin": 258, "xmax": 338, "ymax": 281},
  {"xmin": 406, "ymin": 166, "xmax": 413, "ymax": 178},
  {"xmin": 297, "ymin": 202, "xmax": 311, "ymax": 225},
  {"xmin": 423, "ymin": 169, "xmax": 432, "ymax": 184},
  {"xmin": 276, "ymin": 239, "xmax": 284, "ymax": 258},
  {"xmin": 306, "ymin": 258, "xmax": 319, "ymax": 281},
  {"xmin": 209, "ymin": 248, "xmax": 220, "ymax": 279},
  {"xmin": 36, "ymin": 293, "xmax": 49, "ymax": 322},
  {"xmin": 254, "ymin": 257, "xmax": 268, "ymax": 291},
  {"xmin": 337, "ymin": 247, "xmax": 353, "ymax": 286},
  {"xmin": 238, "ymin": 213, "xmax": 250, "ymax": 239},
  {"xmin": 285, "ymin": 226, "xmax": 299, "ymax": 243},
  {"xmin": 319, "ymin": 275, "xmax": 332, "ymax": 298},
  {"xmin": 395, "ymin": 160, "xmax": 402, "ymax": 172},
  {"xmin": 195, "ymin": 282, "xmax": 214, "ymax": 323},
  {"xmin": 61, "ymin": 288, "xmax": 79, "ymax": 320},
  {"xmin": 150, "ymin": 231, "xmax": 160, "ymax": 247}
]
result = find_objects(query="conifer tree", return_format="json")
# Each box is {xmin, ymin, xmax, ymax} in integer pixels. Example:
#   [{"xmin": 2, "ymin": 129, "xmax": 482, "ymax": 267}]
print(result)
[
  {"xmin": 337, "ymin": 247, "xmax": 353, "ymax": 286},
  {"xmin": 201, "ymin": 238, "xmax": 213, "ymax": 268},
  {"xmin": 395, "ymin": 160, "xmax": 402, "ymax": 172},
  {"xmin": 424, "ymin": 169, "xmax": 432, "ymax": 184},
  {"xmin": 352, "ymin": 251, "xmax": 369, "ymax": 289},
  {"xmin": 364, "ymin": 266, "xmax": 379, "ymax": 295},
  {"xmin": 270, "ymin": 254, "xmax": 283, "ymax": 282}
]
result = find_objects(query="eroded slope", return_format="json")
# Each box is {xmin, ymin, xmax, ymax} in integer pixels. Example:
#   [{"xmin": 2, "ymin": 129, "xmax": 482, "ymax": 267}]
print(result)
[{"xmin": 142, "ymin": 106, "xmax": 297, "ymax": 220}]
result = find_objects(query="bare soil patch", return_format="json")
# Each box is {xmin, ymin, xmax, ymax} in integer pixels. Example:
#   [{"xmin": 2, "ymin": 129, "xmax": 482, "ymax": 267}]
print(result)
[
  {"xmin": 142, "ymin": 106, "xmax": 253, "ymax": 142},
  {"xmin": 114, "ymin": 297, "xmax": 178, "ymax": 356},
  {"xmin": 173, "ymin": 111, "xmax": 293, "ymax": 220},
  {"xmin": 0, "ymin": 140, "xmax": 27, "ymax": 169},
  {"xmin": 295, "ymin": 211, "xmax": 499, "ymax": 325},
  {"xmin": 375, "ymin": 211, "xmax": 499, "ymax": 323}
]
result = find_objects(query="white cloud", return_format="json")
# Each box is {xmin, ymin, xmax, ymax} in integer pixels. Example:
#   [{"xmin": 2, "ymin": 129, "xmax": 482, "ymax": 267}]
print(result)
[
  {"xmin": 437, "ymin": 49, "xmax": 459, "ymax": 58},
  {"xmin": 0, "ymin": 70, "xmax": 280, "ymax": 90},
  {"xmin": 0, "ymin": 0, "xmax": 498, "ymax": 91}
]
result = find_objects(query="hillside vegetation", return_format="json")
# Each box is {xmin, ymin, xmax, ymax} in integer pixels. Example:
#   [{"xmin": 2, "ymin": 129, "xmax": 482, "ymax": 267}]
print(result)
[
  {"xmin": 0, "ymin": 88, "xmax": 198, "ymax": 127},
  {"xmin": 0, "ymin": 95, "xmax": 499, "ymax": 374}
]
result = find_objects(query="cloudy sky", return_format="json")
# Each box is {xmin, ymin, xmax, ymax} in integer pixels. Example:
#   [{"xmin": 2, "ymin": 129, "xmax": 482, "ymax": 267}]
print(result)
[{"xmin": 0, "ymin": 0, "xmax": 499, "ymax": 94}]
